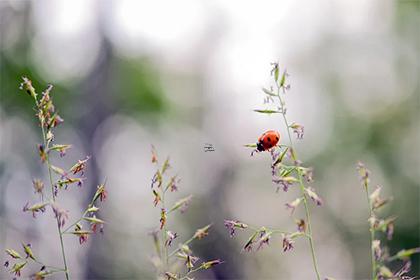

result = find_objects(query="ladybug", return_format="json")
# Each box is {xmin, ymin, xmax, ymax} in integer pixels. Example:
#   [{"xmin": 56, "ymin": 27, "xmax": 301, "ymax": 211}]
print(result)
[{"xmin": 253, "ymin": 130, "xmax": 281, "ymax": 155}]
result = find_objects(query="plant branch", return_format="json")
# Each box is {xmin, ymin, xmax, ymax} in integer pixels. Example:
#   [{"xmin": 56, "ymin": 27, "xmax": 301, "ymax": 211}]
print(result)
[
  {"xmin": 365, "ymin": 186, "xmax": 377, "ymax": 280},
  {"xmin": 35, "ymin": 98, "xmax": 70, "ymax": 280},
  {"xmin": 168, "ymin": 236, "xmax": 195, "ymax": 258},
  {"xmin": 275, "ymin": 80, "xmax": 321, "ymax": 280}
]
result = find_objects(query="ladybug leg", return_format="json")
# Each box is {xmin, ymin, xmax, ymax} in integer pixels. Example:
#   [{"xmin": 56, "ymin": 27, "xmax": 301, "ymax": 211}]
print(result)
[{"xmin": 250, "ymin": 149, "xmax": 258, "ymax": 156}]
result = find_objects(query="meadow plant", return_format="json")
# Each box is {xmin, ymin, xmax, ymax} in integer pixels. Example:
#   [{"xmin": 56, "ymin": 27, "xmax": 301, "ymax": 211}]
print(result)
[
  {"xmin": 149, "ymin": 146, "xmax": 222, "ymax": 280},
  {"xmin": 4, "ymin": 78, "xmax": 108, "ymax": 279},
  {"xmin": 225, "ymin": 63, "xmax": 323, "ymax": 279},
  {"xmin": 357, "ymin": 162, "xmax": 419, "ymax": 280}
]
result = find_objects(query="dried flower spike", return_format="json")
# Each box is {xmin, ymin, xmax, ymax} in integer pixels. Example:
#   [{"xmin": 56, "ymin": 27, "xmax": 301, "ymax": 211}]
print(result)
[
  {"xmin": 148, "ymin": 147, "xmax": 222, "ymax": 278},
  {"xmin": 9, "ymin": 77, "xmax": 108, "ymax": 280}
]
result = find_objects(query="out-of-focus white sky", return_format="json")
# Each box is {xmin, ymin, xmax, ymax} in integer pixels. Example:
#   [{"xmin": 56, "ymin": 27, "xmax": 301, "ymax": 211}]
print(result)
[{"xmin": 20, "ymin": 0, "xmax": 415, "ymax": 156}]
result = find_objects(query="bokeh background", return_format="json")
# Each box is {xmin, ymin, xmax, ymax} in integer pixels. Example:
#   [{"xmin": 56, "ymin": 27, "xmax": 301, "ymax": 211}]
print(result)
[{"xmin": 0, "ymin": 0, "xmax": 419, "ymax": 279}]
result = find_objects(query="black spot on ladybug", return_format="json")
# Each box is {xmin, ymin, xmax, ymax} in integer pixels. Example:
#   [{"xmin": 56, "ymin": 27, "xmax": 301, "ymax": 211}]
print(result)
[
  {"xmin": 267, "ymin": 137, "xmax": 271, "ymax": 142},
  {"xmin": 275, "ymin": 136, "xmax": 279, "ymax": 141}
]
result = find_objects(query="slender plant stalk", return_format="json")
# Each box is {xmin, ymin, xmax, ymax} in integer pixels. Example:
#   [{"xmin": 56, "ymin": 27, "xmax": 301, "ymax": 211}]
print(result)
[
  {"xmin": 150, "ymin": 153, "xmax": 222, "ymax": 278},
  {"xmin": 276, "ymin": 86, "xmax": 321, "ymax": 280},
  {"xmin": 168, "ymin": 236, "xmax": 194, "ymax": 258},
  {"xmin": 364, "ymin": 186, "xmax": 376, "ymax": 280},
  {"xmin": 160, "ymin": 182, "xmax": 169, "ymax": 268},
  {"xmin": 36, "ymin": 99, "xmax": 70, "ymax": 280},
  {"xmin": 180, "ymin": 266, "xmax": 201, "ymax": 280}
]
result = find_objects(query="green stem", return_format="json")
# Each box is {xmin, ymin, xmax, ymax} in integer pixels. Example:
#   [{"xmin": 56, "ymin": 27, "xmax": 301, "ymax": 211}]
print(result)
[
  {"xmin": 180, "ymin": 266, "xmax": 202, "ymax": 280},
  {"xmin": 36, "ymin": 100, "xmax": 70, "ymax": 280},
  {"xmin": 298, "ymin": 173, "xmax": 321, "ymax": 280},
  {"xmin": 63, "ymin": 190, "xmax": 99, "ymax": 234},
  {"xmin": 168, "ymin": 236, "xmax": 195, "ymax": 258},
  {"xmin": 33, "ymin": 259, "xmax": 66, "ymax": 272},
  {"xmin": 365, "ymin": 187, "xmax": 377, "ymax": 280},
  {"xmin": 160, "ymin": 180, "xmax": 169, "ymax": 269},
  {"xmin": 276, "ymin": 85, "xmax": 321, "ymax": 280},
  {"xmin": 62, "ymin": 214, "xmax": 85, "ymax": 234}
]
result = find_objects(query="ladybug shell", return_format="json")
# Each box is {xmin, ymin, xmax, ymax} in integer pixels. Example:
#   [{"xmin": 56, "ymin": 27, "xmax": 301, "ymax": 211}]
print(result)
[{"xmin": 256, "ymin": 130, "xmax": 280, "ymax": 151}]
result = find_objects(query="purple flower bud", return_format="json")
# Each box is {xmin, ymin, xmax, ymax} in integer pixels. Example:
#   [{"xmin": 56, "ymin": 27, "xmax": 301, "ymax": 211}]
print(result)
[
  {"xmin": 257, "ymin": 232, "xmax": 271, "ymax": 250},
  {"xmin": 272, "ymin": 176, "xmax": 298, "ymax": 192},
  {"xmin": 290, "ymin": 123, "xmax": 304, "ymax": 139},
  {"xmin": 224, "ymin": 220, "xmax": 248, "ymax": 237},
  {"xmin": 285, "ymin": 198, "xmax": 303, "ymax": 214},
  {"xmin": 282, "ymin": 234, "xmax": 294, "ymax": 252},
  {"xmin": 372, "ymin": 240, "xmax": 381, "ymax": 261},
  {"xmin": 386, "ymin": 222, "xmax": 394, "ymax": 240},
  {"xmin": 356, "ymin": 161, "xmax": 370, "ymax": 189},
  {"xmin": 51, "ymin": 203, "xmax": 69, "ymax": 228},
  {"xmin": 296, "ymin": 219, "xmax": 306, "ymax": 233},
  {"xmin": 305, "ymin": 187, "xmax": 323, "ymax": 206},
  {"xmin": 165, "ymin": 231, "xmax": 178, "ymax": 247}
]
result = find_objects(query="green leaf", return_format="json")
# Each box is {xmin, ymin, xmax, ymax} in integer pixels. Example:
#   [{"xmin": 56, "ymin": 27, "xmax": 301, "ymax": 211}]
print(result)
[
  {"xmin": 275, "ymin": 147, "xmax": 289, "ymax": 165},
  {"xmin": 243, "ymin": 231, "xmax": 259, "ymax": 251},
  {"xmin": 396, "ymin": 248, "xmax": 420, "ymax": 260},
  {"xmin": 5, "ymin": 249, "xmax": 22, "ymax": 259},
  {"xmin": 83, "ymin": 217, "xmax": 105, "ymax": 224},
  {"xmin": 378, "ymin": 266, "xmax": 393, "ymax": 278},
  {"xmin": 26, "ymin": 202, "xmax": 49, "ymax": 211},
  {"xmin": 170, "ymin": 195, "xmax": 193, "ymax": 212},
  {"xmin": 243, "ymin": 143, "xmax": 257, "ymax": 148},
  {"xmin": 50, "ymin": 165, "xmax": 66, "ymax": 176},
  {"xmin": 11, "ymin": 261, "xmax": 27, "ymax": 275},
  {"xmin": 274, "ymin": 67, "xmax": 279, "ymax": 82},
  {"xmin": 86, "ymin": 205, "xmax": 99, "ymax": 213},
  {"xmin": 253, "ymin": 109, "xmax": 282, "ymax": 114},
  {"xmin": 49, "ymin": 144, "xmax": 71, "ymax": 151},
  {"xmin": 262, "ymin": 88, "xmax": 277, "ymax": 96},
  {"xmin": 161, "ymin": 157, "xmax": 170, "ymax": 174},
  {"xmin": 280, "ymin": 167, "xmax": 296, "ymax": 177},
  {"xmin": 22, "ymin": 243, "xmax": 36, "ymax": 260},
  {"xmin": 279, "ymin": 69, "xmax": 287, "ymax": 87},
  {"xmin": 69, "ymin": 230, "xmax": 93, "ymax": 235},
  {"xmin": 35, "ymin": 270, "xmax": 54, "ymax": 277}
]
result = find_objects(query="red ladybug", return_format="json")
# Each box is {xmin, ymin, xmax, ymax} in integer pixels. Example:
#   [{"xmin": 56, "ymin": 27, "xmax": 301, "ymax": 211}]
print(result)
[{"xmin": 254, "ymin": 130, "xmax": 281, "ymax": 154}]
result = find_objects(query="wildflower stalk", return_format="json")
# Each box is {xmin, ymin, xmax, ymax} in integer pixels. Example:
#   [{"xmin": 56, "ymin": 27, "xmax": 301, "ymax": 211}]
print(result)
[
  {"xmin": 275, "ymin": 76, "xmax": 321, "ymax": 280},
  {"xmin": 356, "ymin": 162, "xmax": 420, "ymax": 279},
  {"xmin": 149, "ymin": 149, "xmax": 222, "ymax": 278},
  {"xmin": 35, "ymin": 94, "xmax": 70, "ymax": 280},
  {"xmin": 6, "ymin": 78, "xmax": 107, "ymax": 278},
  {"xmin": 364, "ymin": 185, "xmax": 377, "ymax": 280}
]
